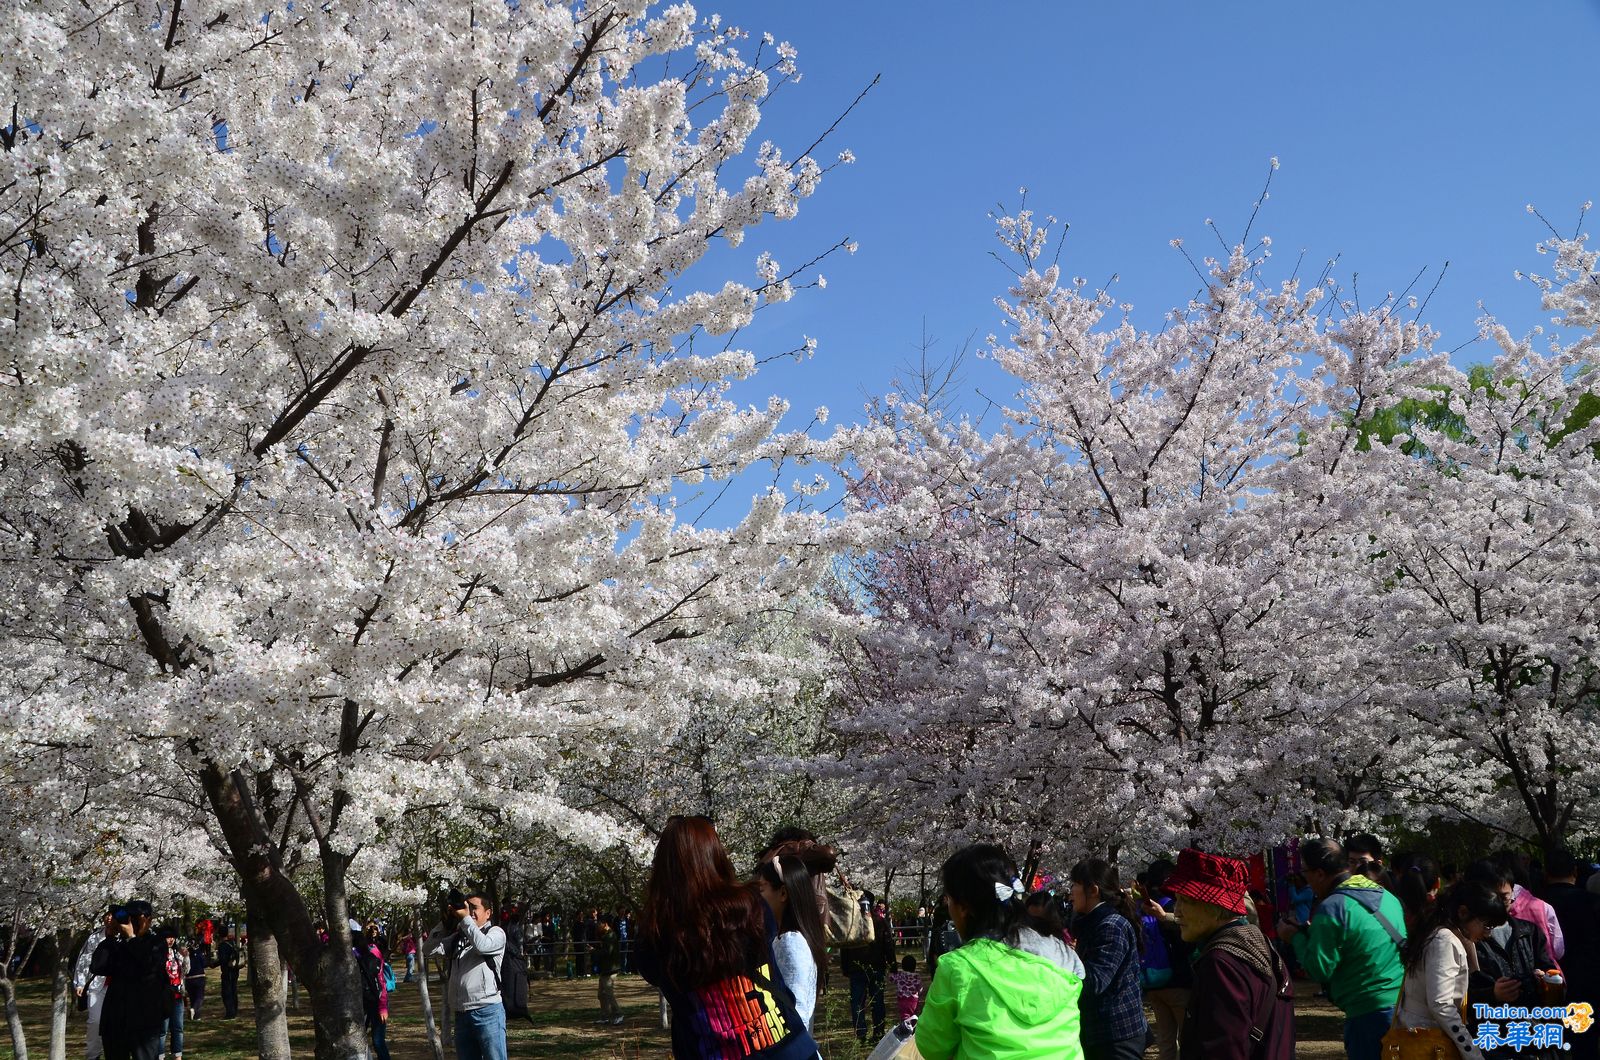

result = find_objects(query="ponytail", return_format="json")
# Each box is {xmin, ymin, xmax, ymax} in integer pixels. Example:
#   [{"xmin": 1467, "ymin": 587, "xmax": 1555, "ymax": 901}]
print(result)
[
  {"xmin": 941, "ymin": 844, "xmax": 1028, "ymax": 947},
  {"xmin": 1392, "ymin": 855, "xmax": 1440, "ymax": 926}
]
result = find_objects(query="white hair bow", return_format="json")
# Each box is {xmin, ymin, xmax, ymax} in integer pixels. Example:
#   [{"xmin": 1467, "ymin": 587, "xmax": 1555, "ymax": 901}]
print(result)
[{"xmin": 993, "ymin": 877, "xmax": 1025, "ymax": 902}]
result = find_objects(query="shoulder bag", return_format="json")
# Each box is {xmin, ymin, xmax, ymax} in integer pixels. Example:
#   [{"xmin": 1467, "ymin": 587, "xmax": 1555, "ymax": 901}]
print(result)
[
  {"xmin": 1382, "ymin": 967, "xmax": 1468, "ymax": 1060},
  {"xmin": 826, "ymin": 871, "xmax": 876, "ymax": 948}
]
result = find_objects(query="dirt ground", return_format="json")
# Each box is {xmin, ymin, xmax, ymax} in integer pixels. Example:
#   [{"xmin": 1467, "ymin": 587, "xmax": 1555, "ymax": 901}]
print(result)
[{"xmin": 4, "ymin": 965, "xmax": 1348, "ymax": 1060}]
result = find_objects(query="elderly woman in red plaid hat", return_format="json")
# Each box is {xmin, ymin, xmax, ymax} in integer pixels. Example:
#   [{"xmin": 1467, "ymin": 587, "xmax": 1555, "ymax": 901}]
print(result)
[{"xmin": 1148, "ymin": 849, "xmax": 1295, "ymax": 1060}]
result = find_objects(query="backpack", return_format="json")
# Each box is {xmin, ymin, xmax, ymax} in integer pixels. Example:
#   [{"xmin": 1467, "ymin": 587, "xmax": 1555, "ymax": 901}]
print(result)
[
  {"xmin": 1140, "ymin": 910, "xmax": 1174, "ymax": 989},
  {"xmin": 383, "ymin": 961, "xmax": 396, "ymax": 993},
  {"xmin": 495, "ymin": 944, "xmax": 534, "ymax": 1024},
  {"xmin": 355, "ymin": 946, "xmax": 381, "ymax": 1009}
]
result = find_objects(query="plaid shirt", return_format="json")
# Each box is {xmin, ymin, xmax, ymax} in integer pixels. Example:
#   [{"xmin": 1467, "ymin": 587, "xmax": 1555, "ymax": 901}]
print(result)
[{"xmin": 1075, "ymin": 902, "xmax": 1149, "ymax": 1044}]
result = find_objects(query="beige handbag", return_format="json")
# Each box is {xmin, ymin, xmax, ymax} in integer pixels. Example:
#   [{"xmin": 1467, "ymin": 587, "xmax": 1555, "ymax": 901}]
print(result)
[{"xmin": 825, "ymin": 872, "xmax": 876, "ymax": 948}]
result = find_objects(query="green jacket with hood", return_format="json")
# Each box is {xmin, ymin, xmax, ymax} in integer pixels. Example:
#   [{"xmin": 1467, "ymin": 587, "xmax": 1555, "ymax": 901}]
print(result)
[
  {"xmin": 914, "ymin": 937, "xmax": 1085, "ymax": 1060},
  {"xmin": 1290, "ymin": 873, "xmax": 1406, "ymax": 1018}
]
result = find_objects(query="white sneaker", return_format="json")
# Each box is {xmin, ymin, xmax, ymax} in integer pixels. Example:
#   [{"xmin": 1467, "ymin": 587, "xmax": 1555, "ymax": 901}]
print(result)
[{"xmin": 612, "ymin": 1016, "xmax": 624, "ymax": 1025}]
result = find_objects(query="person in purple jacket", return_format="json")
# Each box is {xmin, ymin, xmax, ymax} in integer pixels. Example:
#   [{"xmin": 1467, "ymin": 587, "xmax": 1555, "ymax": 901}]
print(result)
[{"xmin": 1162, "ymin": 848, "xmax": 1294, "ymax": 1060}]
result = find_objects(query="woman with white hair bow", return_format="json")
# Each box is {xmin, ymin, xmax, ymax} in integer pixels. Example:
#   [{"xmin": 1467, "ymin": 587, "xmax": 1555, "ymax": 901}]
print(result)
[{"xmin": 754, "ymin": 853, "xmax": 828, "ymax": 1036}]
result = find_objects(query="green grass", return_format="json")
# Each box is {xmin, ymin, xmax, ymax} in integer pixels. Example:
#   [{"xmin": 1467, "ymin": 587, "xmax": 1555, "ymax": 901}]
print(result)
[{"xmin": 3, "ymin": 966, "xmax": 1348, "ymax": 1059}]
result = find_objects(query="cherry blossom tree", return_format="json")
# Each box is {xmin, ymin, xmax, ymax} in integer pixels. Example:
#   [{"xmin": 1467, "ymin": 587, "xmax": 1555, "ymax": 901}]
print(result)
[
  {"xmin": 373, "ymin": 599, "xmax": 868, "ymax": 915},
  {"xmin": 836, "ymin": 198, "xmax": 1600, "ymax": 867},
  {"xmin": 1361, "ymin": 227, "xmax": 1600, "ymax": 855},
  {"xmin": 1, "ymin": 2, "xmax": 865, "ymax": 1056},
  {"xmin": 0, "ymin": 711, "xmax": 227, "ymax": 1060},
  {"xmin": 834, "ymin": 200, "xmax": 1449, "ymax": 866},
  {"xmin": 561, "ymin": 599, "xmax": 862, "ymax": 870}
]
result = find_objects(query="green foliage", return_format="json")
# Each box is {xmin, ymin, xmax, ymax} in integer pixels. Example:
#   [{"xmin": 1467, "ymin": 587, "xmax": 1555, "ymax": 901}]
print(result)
[
  {"xmin": 1352, "ymin": 382, "xmax": 1469, "ymax": 456},
  {"xmin": 1386, "ymin": 816, "xmax": 1518, "ymax": 871},
  {"xmin": 1354, "ymin": 362, "xmax": 1600, "ymax": 467},
  {"xmin": 1550, "ymin": 389, "xmax": 1600, "ymax": 450}
]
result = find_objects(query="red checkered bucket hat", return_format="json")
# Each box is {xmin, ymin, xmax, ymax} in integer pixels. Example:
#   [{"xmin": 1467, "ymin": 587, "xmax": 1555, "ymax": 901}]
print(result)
[{"xmin": 1164, "ymin": 848, "xmax": 1249, "ymax": 915}]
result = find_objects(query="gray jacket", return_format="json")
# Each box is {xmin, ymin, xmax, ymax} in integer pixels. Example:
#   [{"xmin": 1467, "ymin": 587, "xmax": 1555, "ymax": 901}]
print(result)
[
  {"xmin": 427, "ymin": 919, "xmax": 505, "ymax": 1012},
  {"xmin": 1013, "ymin": 925, "xmax": 1087, "ymax": 978}
]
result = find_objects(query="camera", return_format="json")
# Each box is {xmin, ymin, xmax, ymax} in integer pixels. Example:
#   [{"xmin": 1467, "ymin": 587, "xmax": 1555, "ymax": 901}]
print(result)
[
  {"xmin": 442, "ymin": 888, "xmax": 469, "ymax": 923},
  {"xmin": 111, "ymin": 905, "xmax": 131, "ymax": 924}
]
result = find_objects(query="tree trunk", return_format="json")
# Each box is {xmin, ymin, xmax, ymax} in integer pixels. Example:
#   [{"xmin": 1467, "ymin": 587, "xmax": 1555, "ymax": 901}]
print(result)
[
  {"xmin": 199, "ymin": 764, "xmax": 371, "ymax": 1060},
  {"xmin": 2, "ymin": 915, "xmax": 41, "ymax": 1060},
  {"xmin": 412, "ymin": 913, "xmax": 444, "ymax": 1060},
  {"xmin": 2, "ymin": 977, "xmax": 27, "ymax": 1060},
  {"xmin": 247, "ymin": 901, "xmax": 293, "ymax": 1060},
  {"xmin": 48, "ymin": 928, "xmax": 86, "ymax": 1060},
  {"xmin": 484, "ymin": 871, "xmax": 501, "ymax": 921},
  {"xmin": 1020, "ymin": 838, "xmax": 1045, "ymax": 890},
  {"xmin": 311, "ymin": 850, "xmax": 371, "ymax": 1060}
]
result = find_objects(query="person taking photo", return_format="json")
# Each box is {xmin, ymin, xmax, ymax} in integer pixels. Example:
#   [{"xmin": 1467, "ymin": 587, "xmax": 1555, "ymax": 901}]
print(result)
[
  {"xmin": 1276, "ymin": 838, "xmax": 1406, "ymax": 1060},
  {"xmin": 426, "ymin": 891, "xmax": 507, "ymax": 1060},
  {"xmin": 91, "ymin": 902, "xmax": 170, "ymax": 1060}
]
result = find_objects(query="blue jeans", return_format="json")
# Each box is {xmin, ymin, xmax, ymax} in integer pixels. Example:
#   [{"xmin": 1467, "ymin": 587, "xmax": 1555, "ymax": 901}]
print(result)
[
  {"xmin": 454, "ymin": 1004, "xmax": 506, "ymax": 1060},
  {"xmin": 164, "ymin": 998, "xmax": 184, "ymax": 1053},
  {"xmin": 1344, "ymin": 1008, "xmax": 1393, "ymax": 1060},
  {"xmin": 365, "ymin": 1004, "xmax": 391, "ymax": 1060},
  {"xmin": 848, "ymin": 969, "xmax": 885, "ymax": 1042}
]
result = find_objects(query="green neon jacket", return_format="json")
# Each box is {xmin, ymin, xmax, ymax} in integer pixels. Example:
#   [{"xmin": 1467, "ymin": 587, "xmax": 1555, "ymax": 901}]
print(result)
[
  {"xmin": 915, "ymin": 936, "xmax": 1085, "ymax": 1060},
  {"xmin": 1290, "ymin": 874, "xmax": 1407, "ymax": 1018}
]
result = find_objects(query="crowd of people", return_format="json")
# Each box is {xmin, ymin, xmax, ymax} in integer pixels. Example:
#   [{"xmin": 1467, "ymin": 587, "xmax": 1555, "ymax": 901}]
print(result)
[
  {"xmin": 628, "ymin": 822, "xmax": 1599, "ymax": 1060},
  {"xmin": 67, "ymin": 904, "xmax": 245, "ymax": 1060},
  {"xmin": 61, "ymin": 825, "xmax": 1599, "ymax": 1060}
]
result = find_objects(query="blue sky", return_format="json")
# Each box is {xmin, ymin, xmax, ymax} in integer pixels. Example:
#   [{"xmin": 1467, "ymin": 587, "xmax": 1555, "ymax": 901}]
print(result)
[{"xmin": 687, "ymin": 0, "xmax": 1600, "ymax": 451}]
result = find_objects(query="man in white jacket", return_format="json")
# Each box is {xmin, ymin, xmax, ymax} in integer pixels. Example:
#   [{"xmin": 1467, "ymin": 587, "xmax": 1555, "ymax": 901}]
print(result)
[
  {"xmin": 73, "ymin": 912, "xmax": 117, "ymax": 1060},
  {"xmin": 426, "ymin": 893, "xmax": 506, "ymax": 1060}
]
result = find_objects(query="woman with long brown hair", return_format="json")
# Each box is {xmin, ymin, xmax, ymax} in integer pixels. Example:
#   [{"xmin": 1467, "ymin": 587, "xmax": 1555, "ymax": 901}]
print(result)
[{"xmin": 637, "ymin": 815, "xmax": 818, "ymax": 1060}]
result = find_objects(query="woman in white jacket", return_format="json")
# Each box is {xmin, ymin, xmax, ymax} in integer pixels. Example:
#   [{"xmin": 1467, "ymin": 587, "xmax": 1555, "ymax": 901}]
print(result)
[
  {"xmin": 753, "ymin": 854, "xmax": 827, "ymax": 1034},
  {"xmin": 1395, "ymin": 879, "xmax": 1508, "ymax": 1059}
]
